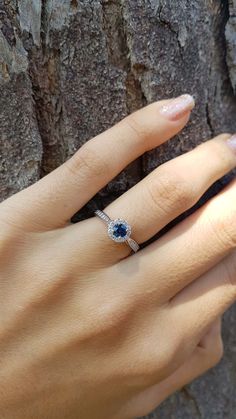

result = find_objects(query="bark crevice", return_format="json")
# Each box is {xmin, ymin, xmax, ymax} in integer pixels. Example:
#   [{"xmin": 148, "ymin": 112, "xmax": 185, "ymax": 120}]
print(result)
[
  {"xmin": 24, "ymin": 3, "xmax": 67, "ymax": 177},
  {"xmin": 100, "ymin": 0, "xmax": 146, "ymax": 180},
  {"xmin": 222, "ymin": 0, "xmax": 235, "ymax": 93},
  {"xmin": 205, "ymin": 102, "xmax": 214, "ymax": 137},
  {"xmin": 101, "ymin": 0, "xmax": 147, "ymax": 114},
  {"xmin": 157, "ymin": 2, "xmax": 184, "ymax": 60}
]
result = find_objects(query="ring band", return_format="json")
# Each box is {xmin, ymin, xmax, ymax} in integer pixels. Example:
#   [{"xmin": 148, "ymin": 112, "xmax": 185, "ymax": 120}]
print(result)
[{"xmin": 94, "ymin": 210, "xmax": 140, "ymax": 253}]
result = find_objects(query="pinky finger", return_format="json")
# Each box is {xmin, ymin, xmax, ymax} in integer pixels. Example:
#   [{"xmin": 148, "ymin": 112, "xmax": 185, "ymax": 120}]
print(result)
[{"xmin": 120, "ymin": 318, "xmax": 223, "ymax": 419}]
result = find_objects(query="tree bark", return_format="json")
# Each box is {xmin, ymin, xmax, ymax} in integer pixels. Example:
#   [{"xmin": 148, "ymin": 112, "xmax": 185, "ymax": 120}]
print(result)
[{"xmin": 0, "ymin": 1, "xmax": 236, "ymax": 418}]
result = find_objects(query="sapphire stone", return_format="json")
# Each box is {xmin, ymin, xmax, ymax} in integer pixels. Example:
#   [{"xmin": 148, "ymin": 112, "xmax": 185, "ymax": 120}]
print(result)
[
  {"xmin": 113, "ymin": 223, "xmax": 127, "ymax": 238},
  {"xmin": 108, "ymin": 219, "xmax": 131, "ymax": 243}
]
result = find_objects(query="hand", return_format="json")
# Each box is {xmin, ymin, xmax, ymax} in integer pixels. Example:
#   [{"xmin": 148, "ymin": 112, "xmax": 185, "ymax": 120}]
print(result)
[{"xmin": 0, "ymin": 94, "xmax": 235, "ymax": 419}]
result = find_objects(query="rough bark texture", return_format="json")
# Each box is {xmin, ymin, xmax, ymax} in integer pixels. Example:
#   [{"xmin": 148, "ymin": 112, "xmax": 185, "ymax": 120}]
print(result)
[{"xmin": 0, "ymin": 1, "xmax": 236, "ymax": 418}]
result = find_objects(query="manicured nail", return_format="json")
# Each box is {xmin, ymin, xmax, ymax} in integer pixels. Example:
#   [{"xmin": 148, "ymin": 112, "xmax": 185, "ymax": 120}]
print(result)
[
  {"xmin": 160, "ymin": 94, "xmax": 195, "ymax": 121},
  {"xmin": 227, "ymin": 134, "xmax": 236, "ymax": 153}
]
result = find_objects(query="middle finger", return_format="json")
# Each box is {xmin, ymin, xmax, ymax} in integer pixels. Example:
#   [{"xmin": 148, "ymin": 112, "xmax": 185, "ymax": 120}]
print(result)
[{"xmin": 118, "ymin": 176, "xmax": 236, "ymax": 302}]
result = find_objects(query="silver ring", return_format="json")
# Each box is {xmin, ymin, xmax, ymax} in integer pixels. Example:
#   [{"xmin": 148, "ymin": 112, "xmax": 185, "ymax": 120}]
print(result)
[{"xmin": 94, "ymin": 210, "xmax": 140, "ymax": 253}]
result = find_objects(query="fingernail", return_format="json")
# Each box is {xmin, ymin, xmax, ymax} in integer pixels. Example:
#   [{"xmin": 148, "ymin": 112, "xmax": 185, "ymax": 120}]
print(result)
[
  {"xmin": 160, "ymin": 94, "xmax": 195, "ymax": 121},
  {"xmin": 226, "ymin": 134, "xmax": 236, "ymax": 153}
]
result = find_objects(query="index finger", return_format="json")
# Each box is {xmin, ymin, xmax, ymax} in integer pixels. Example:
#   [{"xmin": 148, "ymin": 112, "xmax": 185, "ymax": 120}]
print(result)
[{"xmin": 1, "ymin": 95, "xmax": 194, "ymax": 231}]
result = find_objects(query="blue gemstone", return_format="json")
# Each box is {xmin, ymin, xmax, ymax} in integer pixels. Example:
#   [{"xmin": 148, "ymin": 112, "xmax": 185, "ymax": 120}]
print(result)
[{"xmin": 113, "ymin": 223, "xmax": 127, "ymax": 238}]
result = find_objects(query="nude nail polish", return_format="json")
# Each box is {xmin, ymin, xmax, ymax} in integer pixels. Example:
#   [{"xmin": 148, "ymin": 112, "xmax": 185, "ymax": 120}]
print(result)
[
  {"xmin": 227, "ymin": 134, "xmax": 236, "ymax": 153},
  {"xmin": 160, "ymin": 94, "xmax": 195, "ymax": 121}
]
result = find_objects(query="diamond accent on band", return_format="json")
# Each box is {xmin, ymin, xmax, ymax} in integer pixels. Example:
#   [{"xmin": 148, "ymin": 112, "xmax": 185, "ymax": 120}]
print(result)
[
  {"xmin": 108, "ymin": 219, "xmax": 131, "ymax": 243},
  {"xmin": 126, "ymin": 237, "xmax": 140, "ymax": 253},
  {"xmin": 94, "ymin": 210, "xmax": 111, "ymax": 223}
]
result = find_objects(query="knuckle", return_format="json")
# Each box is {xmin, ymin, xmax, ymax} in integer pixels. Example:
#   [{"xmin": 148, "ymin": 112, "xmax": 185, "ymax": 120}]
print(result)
[
  {"xmin": 205, "ymin": 337, "xmax": 224, "ymax": 367},
  {"xmin": 87, "ymin": 296, "xmax": 133, "ymax": 339},
  {"xmin": 66, "ymin": 142, "xmax": 110, "ymax": 180},
  {"xmin": 132, "ymin": 334, "xmax": 183, "ymax": 387},
  {"xmin": 161, "ymin": 333, "xmax": 184, "ymax": 366},
  {"xmin": 208, "ymin": 136, "xmax": 233, "ymax": 167},
  {"xmin": 126, "ymin": 356, "xmax": 157, "ymax": 388},
  {"xmin": 147, "ymin": 170, "xmax": 195, "ymax": 213},
  {"xmin": 207, "ymin": 208, "xmax": 236, "ymax": 252},
  {"xmin": 222, "ymin": 215, "xmax": 236, "ymax": 249},
  {"xmin": 0, "ymin": 221, "xmax": 29, "ymax": 263},
  {"xmin": 124, "ymin": 113, "xmax": 150, "ymax": 144},
  {"xmin": 210, "ymin": 135, "xmax": 229, "ymax": 162},
  {"xmin": 222, "ymin": 256, "xmax": 236, "ymax": 287}
]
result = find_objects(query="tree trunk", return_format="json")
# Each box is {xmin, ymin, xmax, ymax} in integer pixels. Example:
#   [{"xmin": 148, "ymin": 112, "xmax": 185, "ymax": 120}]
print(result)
[{"xmin": 0, "ymin": 1, "xmax": 236, "ymax": 418}]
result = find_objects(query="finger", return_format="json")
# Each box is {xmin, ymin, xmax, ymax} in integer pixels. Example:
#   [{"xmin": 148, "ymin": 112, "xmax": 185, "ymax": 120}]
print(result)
[
  {"xmin": 198, "ymin": 317, "xmax": 222, "ymax": 349},
  {"xmin": 1, "ymin": 95, "xmax": 194, "ymax": 231},
  {"xmin": 87, "ymin": 132, "xmax": 236, "ymax": 259},
  {"xmin": 119, "ymin": 176, "xmax": 236, "ymax": 300},
  {"xmin": 199, "ymin": 317, "xmax": 222, "ymax": 349},
  {"xmin": 122, "ymin": 319, "xmax": 223, "ymax": 419},
  {"xmin": 171, "ymin": 248, "xmax": 236, "ymax": 339}
]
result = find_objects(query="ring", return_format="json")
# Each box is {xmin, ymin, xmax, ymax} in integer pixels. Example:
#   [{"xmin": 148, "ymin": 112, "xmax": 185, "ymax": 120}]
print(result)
[{"xmin": 94, "ymin": 210, "xmax": 140, "ymax": 253}]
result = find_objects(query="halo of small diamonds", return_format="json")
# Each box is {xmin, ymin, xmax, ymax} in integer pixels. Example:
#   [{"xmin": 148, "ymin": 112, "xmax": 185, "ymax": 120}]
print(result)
[{"xmin": 108, "ymin": 219, "xmax": 131, "ymax": 243}]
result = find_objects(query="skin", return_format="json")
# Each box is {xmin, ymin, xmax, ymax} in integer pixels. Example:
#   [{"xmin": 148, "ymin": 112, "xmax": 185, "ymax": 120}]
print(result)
[{"xmin": 0, "ymin": 97, "xmax": 236, "ymax": 419}]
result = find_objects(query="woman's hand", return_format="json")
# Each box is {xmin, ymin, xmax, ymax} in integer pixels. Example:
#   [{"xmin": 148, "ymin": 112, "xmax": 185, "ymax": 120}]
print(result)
[{"xmin": 0, "ymin": 94, "xmax": 235, "ymax": 419}]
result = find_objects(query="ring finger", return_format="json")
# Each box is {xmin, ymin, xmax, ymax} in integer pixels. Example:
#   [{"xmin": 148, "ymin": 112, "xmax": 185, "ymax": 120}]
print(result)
[{"xmin": 69, "ymin": 133, "xmax": 236, "ymax": 262}]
